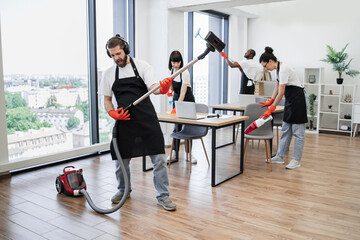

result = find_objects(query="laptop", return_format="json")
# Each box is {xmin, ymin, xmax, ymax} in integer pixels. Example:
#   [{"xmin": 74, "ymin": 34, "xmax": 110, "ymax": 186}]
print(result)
[
  {"xmin": 175, "ymin": 101, "xmax": 205, "ymax": 120},
  {"xmin": 238, "ymin": 94, "xmax": 256, "ymax": 107}
]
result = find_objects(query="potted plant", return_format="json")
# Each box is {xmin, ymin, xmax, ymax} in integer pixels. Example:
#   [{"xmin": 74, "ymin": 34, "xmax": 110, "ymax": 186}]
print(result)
[
  {"xmin": 308, "ymin": 93, "xmax": 317, "ymax": 130},
  {"xmin": 328, "ymin": 105, "xmax": 333, "ymax": 112},
  {"xmin": 321, "ymin": 43, "xmax": 360, "ymax": 84}
]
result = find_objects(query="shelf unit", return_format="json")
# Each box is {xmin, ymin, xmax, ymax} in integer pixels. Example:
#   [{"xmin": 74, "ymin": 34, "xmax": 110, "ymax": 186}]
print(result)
[
  {"xmin": 303, "ymin": 68, "xmax": 322, "ymax": 133},
  {"xmin": 318, "ymin": 84, "xmax": 357, "ymax": 135}
]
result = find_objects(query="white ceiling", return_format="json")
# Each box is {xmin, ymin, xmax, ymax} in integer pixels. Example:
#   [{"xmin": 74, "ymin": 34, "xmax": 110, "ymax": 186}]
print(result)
[{"xmin": 168, "ymin": 0, "xmax": 292, "ymax": 13}]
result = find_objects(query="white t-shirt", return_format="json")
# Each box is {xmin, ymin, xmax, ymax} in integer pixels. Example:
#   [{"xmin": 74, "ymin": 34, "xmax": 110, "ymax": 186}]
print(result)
[
  {"xmin": 278, "ymin": 63, "xmax": 303, "ymax": 88},
  {"xmin": 239, "ymin": 59, "xmax": 261, "ymax": 80},
  {"xmin": 170, "ymin": 69, "xmax": 191, "ymax": 87},
  {"xmin": 98, "ymin": 58, "xmax": 157, "ymax": 97}
]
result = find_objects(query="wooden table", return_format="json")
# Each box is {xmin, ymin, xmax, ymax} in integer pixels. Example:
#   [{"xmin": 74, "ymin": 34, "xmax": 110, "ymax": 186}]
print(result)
[{"xmin": 145, "ymin": 113, "xmax": 249, "ymax": 187}]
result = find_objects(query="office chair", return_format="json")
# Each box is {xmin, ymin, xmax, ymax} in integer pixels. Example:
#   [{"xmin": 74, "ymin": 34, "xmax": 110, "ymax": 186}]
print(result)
[
  {"xmin": 168, "ymin": 103, "xmax": 210, "ymax": 172},
  {"xmin": 243, "ymin": 103, "xmax": 274, "ymax": 171}
]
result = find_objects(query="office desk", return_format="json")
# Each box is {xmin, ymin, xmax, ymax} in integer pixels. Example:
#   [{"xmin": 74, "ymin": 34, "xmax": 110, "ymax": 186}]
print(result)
[
  {"xmin": 210, "ymin": 103, "xmax": 284, "ymax": 154},
  {"xmin": 145, "ymin": 113, "xmax": 249, "ymax": 187},
  {"xmin": 210, "ymin": 102, "xmax": 284, "ymax": 114}
]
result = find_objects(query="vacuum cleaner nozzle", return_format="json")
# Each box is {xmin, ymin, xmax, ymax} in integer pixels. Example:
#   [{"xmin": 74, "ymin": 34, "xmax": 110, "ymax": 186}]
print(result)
[{"xmin": 205, "ymin": 31, "xmax": 225, "ymax": 53}]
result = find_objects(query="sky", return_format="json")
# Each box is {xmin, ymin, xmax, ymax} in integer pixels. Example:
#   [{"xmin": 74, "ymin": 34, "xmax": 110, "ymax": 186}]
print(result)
[{"xmin": 0, "ymin": 0, "xmax": 114, "ymax": 75}]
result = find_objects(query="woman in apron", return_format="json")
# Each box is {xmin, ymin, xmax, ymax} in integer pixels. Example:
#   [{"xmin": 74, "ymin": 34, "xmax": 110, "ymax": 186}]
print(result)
[
  {"xmin": 258, "ymin": 47, "xmax": 307, "ymax": 169},
  {"xmin": 166, "ymin": 51, "xmax": 197, "ymax": 163},
  {"xmin": 99, "ymin": 35, "xmax": 176, "ymax": 211}
]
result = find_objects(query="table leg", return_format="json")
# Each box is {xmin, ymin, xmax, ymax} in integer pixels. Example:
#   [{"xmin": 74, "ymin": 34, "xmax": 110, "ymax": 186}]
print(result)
[
  {"xmin": 240, "ymin": 121, "xmax": 244, "ymax": 172},
  {"xmin": 211, "ymin": 127, "xmax": 216, "ymax": 187},
  {"xmin": 212, "ymin": 122, "xmax": 245, "ymax": 187}
]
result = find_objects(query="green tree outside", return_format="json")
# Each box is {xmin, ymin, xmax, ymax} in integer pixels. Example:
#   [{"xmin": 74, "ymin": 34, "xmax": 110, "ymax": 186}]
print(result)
[
  {"xmin": 6, "ymin": 107, "xmax": 51, "ymax": 135},
  {"xmin": 66, "ymin": 116, "xmax": 80, "ymax": 130},
  {"xmin": 76, "ymin": 101, "xmax": 89, "ymax": 122},
  {"xmin": 5, "ymin": 91, "xmax": 27, "ymax": 109}
]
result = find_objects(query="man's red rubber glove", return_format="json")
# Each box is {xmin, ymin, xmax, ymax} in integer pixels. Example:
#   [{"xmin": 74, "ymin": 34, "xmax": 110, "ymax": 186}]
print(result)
[
  {"xmin": 260, "ymin": 105, "xmax": 276, "ymax": 118},
  {"xmin": 108, "ymin": 107, "xmax": 130, "ymax": 120},
  {"xmin": 220, "ymin": 52, "xmax": 228, "ymax": 59},
  {"xmin": 259, "ymin": 98, "xmax": 274, "ymax": 108},
  {"xmin": 159, "ymin": 77, "xmax": 173, "ymax": 94}
]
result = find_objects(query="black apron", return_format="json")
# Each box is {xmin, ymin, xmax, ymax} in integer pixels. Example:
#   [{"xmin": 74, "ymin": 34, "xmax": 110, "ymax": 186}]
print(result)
[
  {"xmin": 171, "ymin": 69, "xmax": 195, "ymax": 108},
  {"xmin": 110, "ymin": 58, "xmax": 165, "ymax": 159},
  {"xmin": 277, "ymin": 62, "xmax": 308, "ymax": 124},
  {"xmin": 240, "ymin": 72, "xmax": 255, "ymax": 95}
]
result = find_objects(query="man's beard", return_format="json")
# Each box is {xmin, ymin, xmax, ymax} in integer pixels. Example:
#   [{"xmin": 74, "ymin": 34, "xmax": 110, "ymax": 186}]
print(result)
[{"xmin": 116, "ymin": 55, "xmax": 128, "ymax": 68}]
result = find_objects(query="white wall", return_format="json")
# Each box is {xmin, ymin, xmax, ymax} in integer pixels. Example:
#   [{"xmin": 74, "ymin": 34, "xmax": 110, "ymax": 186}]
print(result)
[
  {"xmin": 227, "ymin": 15, "xmax": 248, "ymax": 103},
  {"xmin": 134, "ymin": 0, "xmax": 360, "ymax": 108},
  {"xmin": 241, "ymin": 0, "xmax": 360, "ymax": 92},
  {"xmin": 135, "ymin": 0, "xmax": 185, "ymax": 144}
]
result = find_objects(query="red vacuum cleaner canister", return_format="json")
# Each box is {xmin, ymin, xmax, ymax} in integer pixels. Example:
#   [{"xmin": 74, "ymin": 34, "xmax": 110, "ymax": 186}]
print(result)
[{"xmin": 56, "ymin": 166, "xmax": 86, "ymax": 196}]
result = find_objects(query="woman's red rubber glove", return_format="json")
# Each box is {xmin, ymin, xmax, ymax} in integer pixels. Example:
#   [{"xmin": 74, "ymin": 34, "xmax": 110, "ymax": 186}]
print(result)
[
  {"xmin": 108, "ymin": 107, "xmax": 130, "ymax": 120},
  {"xmin": 159, "ymin": 78, "xmax": 173, "ymax": 94},
  {"xmin": 259, "ymin": 98, "xmax": 274, "ymax": 108},
  {"xmin": 260, "ymin": 105, "xmax": 276, "ymax": 118},
  {"xmin": 167, "ymin": 88, "xmax": 173, "ymax": 97},
  {"xmin": 220, "ymin": 52, "xmax": 228, "ymax": 59}
]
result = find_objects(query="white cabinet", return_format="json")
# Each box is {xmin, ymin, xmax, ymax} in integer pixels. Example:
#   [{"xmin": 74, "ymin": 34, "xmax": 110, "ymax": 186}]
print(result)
[
  {"xmin": 352, "ymin": 103, "xmax": 360, "ymax": 137},
  {"xmin": 318, "ymin": 84, "xmax": 357, "ymax": 135}
]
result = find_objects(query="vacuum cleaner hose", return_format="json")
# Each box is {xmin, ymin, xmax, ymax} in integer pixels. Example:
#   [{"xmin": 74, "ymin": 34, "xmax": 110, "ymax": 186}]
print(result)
[{"xmin": 80, "ymin": 121, "xmax": 130, "ymax": 214}]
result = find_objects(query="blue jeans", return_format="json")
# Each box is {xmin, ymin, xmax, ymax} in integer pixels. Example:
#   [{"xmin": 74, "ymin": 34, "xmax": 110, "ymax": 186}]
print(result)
[
  {"xmin": 276, "ymin": 122, "xmax": 305, "ymax": 161},
  {"xmin": 114, "ymin": 154, "xmax": 170, "ymax": 200}
]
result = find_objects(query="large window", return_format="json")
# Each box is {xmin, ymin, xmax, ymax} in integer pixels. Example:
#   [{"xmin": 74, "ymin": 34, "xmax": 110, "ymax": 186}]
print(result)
[
  {"xmin": 1, "ymin": 0, "xmax": 90, "ymax": 162},
  {"xmin": 96, "ymin": 0, "xmax": 135, "ymax": 143},
  {"xmin": 0, "ymin": 0, "xmax": 134, "ymax": 168},
  {"xmin": 190, "ymin": 11, "xmax": 228, "ymax": 106}
]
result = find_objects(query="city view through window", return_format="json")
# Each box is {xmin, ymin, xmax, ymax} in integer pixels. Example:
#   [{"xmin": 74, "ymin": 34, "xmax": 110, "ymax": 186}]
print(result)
[{"xmin": 0, "ymin": 0, "xmax": 114, "ymax": 162}]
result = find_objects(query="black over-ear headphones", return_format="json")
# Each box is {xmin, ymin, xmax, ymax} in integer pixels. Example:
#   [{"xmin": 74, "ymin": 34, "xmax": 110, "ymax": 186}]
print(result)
[{"xmin": 105, "ymin": 34, "xmax": 130, "ymax": 58}]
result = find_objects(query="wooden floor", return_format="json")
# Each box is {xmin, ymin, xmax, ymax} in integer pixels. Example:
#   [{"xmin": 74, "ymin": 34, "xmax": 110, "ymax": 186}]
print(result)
[{"xmin": 1, "ymin": 129, "xmax": 360, "ymax": 240}]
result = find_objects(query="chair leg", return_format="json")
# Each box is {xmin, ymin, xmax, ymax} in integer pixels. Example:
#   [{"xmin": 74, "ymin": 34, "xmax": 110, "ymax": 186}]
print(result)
[
  {"xmin": 353, "ymin": 124, "xmax": 359, "ymax": 137},
  {"xmin": 264, "ymin": 140, "xmax": 269, "ymax": 163},
  {"xmin": 185, "ymin": 140, "xmax": 189, "ymax": 161},
  {"xmin": 188, "ymin": 140, "xmax": 192, "ymax": 172},
  {"xmin": 235, "ymin": 124, "xmax": 240, "ymax": 143},
  {"xmin": 266, "ymin": 140, "xmax": 272, "ymax": 171},
  {"xmin": 200, "ymin": 138, "xmax": 210, "ymax": 166},
  {"xmin": 169, "ymin": 138, "xmax": 175, "ymax": 168},
  {"xmin": 257, "ymin": 140, "xmax": 260, "ymax": 149},
  {"xmin": 244, "ymin": 139, "xmax": 249, "ymax": 170}
]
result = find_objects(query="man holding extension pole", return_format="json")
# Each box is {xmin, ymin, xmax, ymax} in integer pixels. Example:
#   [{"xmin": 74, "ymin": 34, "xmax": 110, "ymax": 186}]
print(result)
[
  {"xmin": 99, "ymin": 34, "xmax": 176, "ymax": 211},
  {"xmin": 223, "ymin": 49, "xmax": 259, "ymax": 94}
]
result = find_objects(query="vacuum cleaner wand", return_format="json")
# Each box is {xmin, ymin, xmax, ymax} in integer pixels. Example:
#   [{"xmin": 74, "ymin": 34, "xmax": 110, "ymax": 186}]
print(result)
[
  {"xmin": 244, "ymin": 116, "xmax": 273, "ymax": 134},
  {"xmin": 123, "ymin": 31, "xmax": 223, "ymax": 112}
]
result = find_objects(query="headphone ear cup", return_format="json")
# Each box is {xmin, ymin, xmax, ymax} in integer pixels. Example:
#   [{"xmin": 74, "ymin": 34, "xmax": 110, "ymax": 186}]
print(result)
[
  {"xmin": 106, "ymin": 49, "xmax": 111, "ymax": 58},
  {"xmin": 123, "ymin": 42, "xmax": 130, "ymax": 55}
]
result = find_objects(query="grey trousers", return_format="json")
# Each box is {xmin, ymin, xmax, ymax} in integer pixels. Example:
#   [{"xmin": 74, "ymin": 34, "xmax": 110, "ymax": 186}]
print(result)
[
  {"xmin": 115, "ymin": 154, "xmax": 170, "ymax": 200},
  {"xmin": 276, "ymin": 122, "xmax": 306, "ymax": 161}
]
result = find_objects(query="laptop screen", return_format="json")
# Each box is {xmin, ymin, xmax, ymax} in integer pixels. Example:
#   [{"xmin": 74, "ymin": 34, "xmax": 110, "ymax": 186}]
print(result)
[{"xmin": 175, "ymin": 101, "xmax": 202, "ymax": 119}]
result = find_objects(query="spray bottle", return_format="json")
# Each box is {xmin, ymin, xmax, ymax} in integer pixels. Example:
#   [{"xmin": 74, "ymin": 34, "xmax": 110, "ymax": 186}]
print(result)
[{"xmin": 244, "ymin": 116, "xmax": 273, "ymax": 134}]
